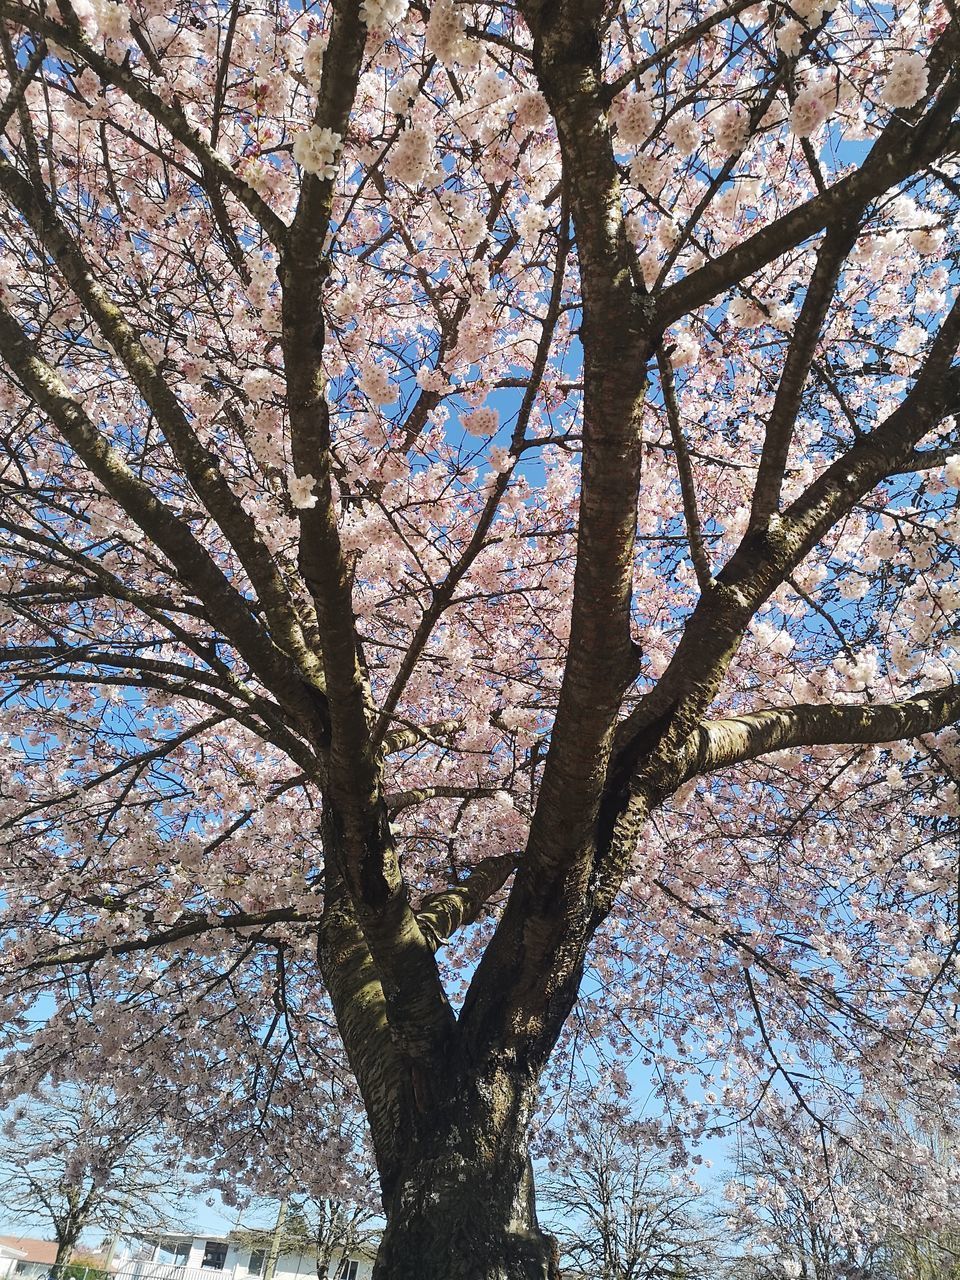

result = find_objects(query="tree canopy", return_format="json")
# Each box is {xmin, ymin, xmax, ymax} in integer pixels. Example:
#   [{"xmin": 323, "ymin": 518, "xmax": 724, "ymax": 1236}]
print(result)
[{"xmin": 0, "ymin": 0, "xmax": 959, "ymax": 1273}]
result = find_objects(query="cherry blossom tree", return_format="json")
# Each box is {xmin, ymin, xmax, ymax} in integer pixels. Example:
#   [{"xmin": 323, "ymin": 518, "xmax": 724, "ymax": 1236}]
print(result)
[
  {"xmin": 722, "ymin": 1107, "xmax": 960, "ymax": 1280},
  {"xmin": 0, "ymin": 1084, "xmax": 184, "ymax": 1265},
  {"xmin": 725, "ymin": 1117, "xmax": 894, "ymax": 1280},
  {"xmin": 0, "ymin": 0, "xmax": 959, "ymax": 1275}
]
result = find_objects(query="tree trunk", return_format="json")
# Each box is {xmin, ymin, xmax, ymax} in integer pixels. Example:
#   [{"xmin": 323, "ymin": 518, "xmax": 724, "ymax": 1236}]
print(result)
[
  {"xmin": 317, "ymin": 825, "xmax": 565, "ymax": 1280},
  {"xmin": 54, "ymin": 1234, "xmax": 78, "ymax": 1269},
  {"xmin": 373, "ymin": 1139, "xmax": 557, "ymax": 1280},
  {"xmin": 370, "ymin": 1068, "xmax": 559, "ymax": 1280}
]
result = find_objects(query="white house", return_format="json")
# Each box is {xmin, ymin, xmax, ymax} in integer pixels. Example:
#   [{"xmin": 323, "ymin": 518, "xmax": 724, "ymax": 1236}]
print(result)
[
  {"xmin": 0, "ymin": 1238, "xmax": 58, "ymax": 1280},
  {"xmin": 115, "ymin": 1233, "xmax": 371, "ymax": 1280},
  {"xmin": 0, "ymin": 1242, "xmax": 26, "ymax": 1280}
]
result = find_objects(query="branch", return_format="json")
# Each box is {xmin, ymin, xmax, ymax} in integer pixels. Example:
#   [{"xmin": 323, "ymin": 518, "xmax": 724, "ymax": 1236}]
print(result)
[
  {"xmin": 656, "ymin": 347, "xmax": 712, "ymax": 591},
  {"xmin": 27, "ymin": 907, "xmax": 315, "ymax": 969},
  {"xmin": 0, "ymin": 1, "xmax": 287, "ymax": 244},
  {"xmin": 512, "ymin": 2, "xmax": 650, "ymax": 879},
  {"xmin": 891, "ymin": 445, "xmax": 960, "ymax": 475},
  {"xmin": 0, "ymin": 32, "xmax": 43, "ymax": 134},
  {"xmin": 674, "ymin": 684, "xmax": 960, "ymax": 786},
  {"xmin": 380, "ymin": 717, "xmax": 462, "ymax": 757},
  {"xmin": 371, "ymin": 192, "xmax": 572, "ymax": 747},
  {"xmin": 0, "ymin": 152, "xmax": 327, "ymax": 702},
  {"xmin": 655, "ymin": 26, "xmax": 960, "ymax": 326},
  {"xmin": 281, "ymin": 0, "xmax": 455, "ymax": 1057},
  {"xmin": 462, "ymin": 0, "xmax": 652, "ymax": 1062},
  {"xmin": 384, "ymin": 784, "xmax": 504, "ymax": 815},
  {"xmin": 617, "ymin": 297, "xmax": 960, "ymax": 760},
  {"xmin": 748, "ymin": 217, "xmax": 861, "ymax": 533},
  {"xmin": 0, "ymin": 299, "xmax": 325, "ymax": 743},
  {"xmin": 415, "ymin": 853, "xmax": 517, "ymax": 951},
  {"xmin": 592, "ymin": 306, "xmax": 960, "ymax": 915},
  {"xmin": 602, "ymin": 0, "xmax": 761, "ymax": 102},
  {"xmin": 762, "ymin": 303, "xmax": 960, "ymax": 579}
]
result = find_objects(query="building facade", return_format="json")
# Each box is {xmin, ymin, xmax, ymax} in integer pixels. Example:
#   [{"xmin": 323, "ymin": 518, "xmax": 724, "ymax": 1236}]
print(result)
[
  {"xmin": 115, "ymin": 1233, "xmax": 370, "ymax": 1280},
  {"xmin": 0, "ymin": 1237, "xmax": 59, "ymax": 1280}
]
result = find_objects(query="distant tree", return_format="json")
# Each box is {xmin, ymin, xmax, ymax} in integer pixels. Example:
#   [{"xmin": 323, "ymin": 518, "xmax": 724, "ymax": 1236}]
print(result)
[
  {"xmin": 237, "ymin": 1195, "xmax": 379, "ymax": 1280},
  {"xmin": 540, "ymin": 1105, "xmax": 719, "ymax": 1280},
  {"xmin": 724, "ymin": 1113, "xmax": 901, "ymax": 1280},
  {"xmin": 0, "ymin": 1084, "xmax": 185, "ymax": 1266},
  {"xmin": 889, "ymin": 1235, "xmax": 960, "ymax": 1280}
]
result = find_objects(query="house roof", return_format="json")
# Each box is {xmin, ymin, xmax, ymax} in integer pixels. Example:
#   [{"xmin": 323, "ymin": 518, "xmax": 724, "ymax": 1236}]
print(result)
[
  {"xmin": 0, "ymin": 1238, "xmax": 59, "ymax": 1265},
  {"xmin": 128, "ymin": 1234, "xmax": 229, "ymax": 1246}
]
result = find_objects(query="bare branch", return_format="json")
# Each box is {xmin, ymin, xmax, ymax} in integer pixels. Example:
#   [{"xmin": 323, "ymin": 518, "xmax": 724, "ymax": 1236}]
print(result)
[{"xmin": 656, "ymin": 347, "xmax": 712, "ymax": 591}]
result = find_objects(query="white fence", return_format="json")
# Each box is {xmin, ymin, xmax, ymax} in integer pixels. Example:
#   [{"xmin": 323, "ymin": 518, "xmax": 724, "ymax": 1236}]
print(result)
[{"xmin": 117, "ymin": 1265, "xmax": 220, "ymax": 1280}]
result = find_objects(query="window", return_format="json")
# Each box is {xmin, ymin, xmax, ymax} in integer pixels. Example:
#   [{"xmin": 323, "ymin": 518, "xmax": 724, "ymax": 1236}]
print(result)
[
  {"xmin": 247, "ymin": 1251, "xmax": 265, "ymax": 1277},
  {"xmin": 333, "ymin": 1264, "xmax": 358, "ymax": 1280},
  {"xmin": 157, "ymin": 1242, "xmax": 191, "ymax": 1267},
  {"xmin": 201, "ymin": 1244, "xmax": 227, "ymax": 1272}
]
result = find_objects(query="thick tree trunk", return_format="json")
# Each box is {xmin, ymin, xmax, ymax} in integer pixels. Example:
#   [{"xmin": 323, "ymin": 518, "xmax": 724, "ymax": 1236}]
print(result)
[
  {"xmin": 363, "ymin": 1059, "xmax": 559, "ymax": 1280},
  {"xmin": 54, "ymin": 1234, "xmax": 78, "ymax": 1269},
  {"xmin": 318, "ymin": 822, "xmax": 564, "ymax": 1280},
  {"xmin": 372, "ymin": 1134, "xmax": 557, "ymax": 1280}
]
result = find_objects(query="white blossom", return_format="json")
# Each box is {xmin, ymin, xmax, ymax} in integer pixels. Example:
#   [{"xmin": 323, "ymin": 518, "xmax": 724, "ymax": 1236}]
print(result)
[
  {"xmin": 905, "ymin": 953, "xmax": 936, "ymax": 979},
  {"xmin": 613, "ymin": 91, "xmax": 655, "ymax": 147},
  {"xmin": 727, "ymin": 296, "xmax": 764, "ymax": 328},
  {"xmin": 791, "ymin": 0, "xmax": 826, "ymax": 22},
  {"xmin": 895, "ymin": 323, "xmax": 927, "ymax": 357},
  {"xmin": 514, "ymin": 90, "xmax": 549, "ymax": 130},
  {"xmin": 93, "ymin": 0, "xmax": 130, "ymax": 40},
  {"xmin": 908, "ymin": 225, "xmax": 945, "ymax": 256},
  {"xmin": 670, "ymin": 330, "xmax": 700, "ymax": 369},
  {"xmin": 789, "ymin": 83, "xmax": 833, "ymax": 136},
  {"xmin": 517, "ymin": 203, "xmax": 550, "ymax": 243},
  {"xmin": 711, "ymin": 101, "xmax": 750, "ymax": 154},
  {"xmin": 292, "ymin": 125, "xmax": 342, "ymax": 180},
  {"xmin": 880, "ymin": 51, "xmax": 929, "ymax": 110},
  {"xmin": 386, "ymin": 124, "xmax": 433, "ymax": 186},
  {"xmin": 664, "ymin": 111, "xmax": 699, "ymax": 156},
  {"xmin": 629, "ymin": 152, "xmax": 665, "ymax": 193},
  {"xmin": 289, "ymin": 473, "xmax": 318, "ymax": 509},
  {"xmin": 359, "ymin": 0, "xmax": 408, "ymax": 28},
  {"xmin": 359, "ymin": 362, "xmax": 395, "ymax": 406},
  {"xmin": 387, "ymin": 73, "xmax": 418, "ymax": 115},
  {"xmin": 425, "ymin": 0, "xmax": 478, "ymax": 67},
  {"xmin": 776, "ymin": 18, "xmax": 803, "ymax": 55},
  {"xmin": 303, "ymin": 35, "xmax": 326, "ymax": 89},
  {"xmin": 462, "ymin": 406, "xmax": 499, "ymax": 437}
]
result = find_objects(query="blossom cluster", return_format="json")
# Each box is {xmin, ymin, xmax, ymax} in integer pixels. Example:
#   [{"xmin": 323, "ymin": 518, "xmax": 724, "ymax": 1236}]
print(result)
[
  {"xmin": 386, "ymin": 124, "xmax": 433, "ymax": 186},
  {"xmin": 292, "ymin": 125, "xmax": 342, "ymax": 180},
  {"xmin": 880, "ymin": 51, "xmax": 929, "ymax": 109}
]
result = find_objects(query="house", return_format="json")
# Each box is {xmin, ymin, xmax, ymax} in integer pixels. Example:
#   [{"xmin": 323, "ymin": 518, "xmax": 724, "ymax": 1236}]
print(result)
[
  {"xmin": 0, "ymin": 1238, "xmax": 59, "ymax": 1280},
  {"xmin": 115, "ymin": 1233, "xmax": 371, "ymax": 1280},
  {"xmin": 0, "ymin": 1242, "xmax": 26, "ymax": 1280}
]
